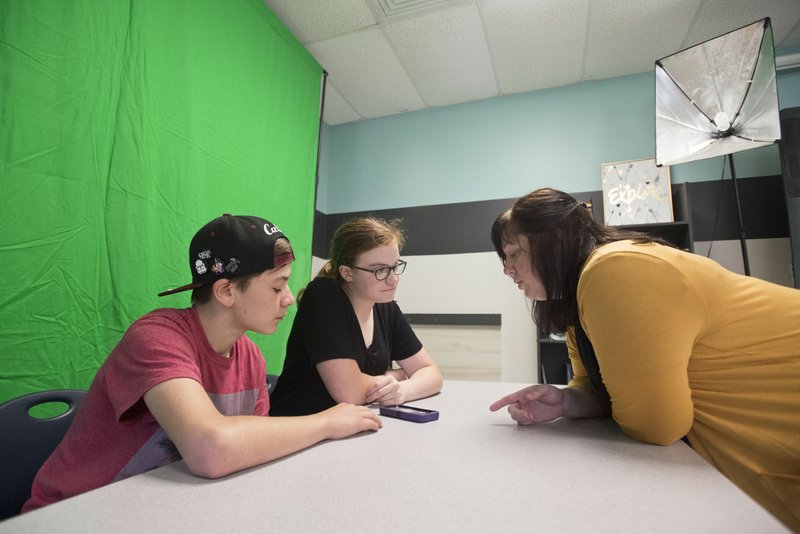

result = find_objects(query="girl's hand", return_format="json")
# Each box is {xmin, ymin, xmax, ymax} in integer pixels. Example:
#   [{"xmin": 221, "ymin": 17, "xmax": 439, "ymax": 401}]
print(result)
[{"xmin": 366, "ymin": 375, "xmax": 406, "ymax": 406}]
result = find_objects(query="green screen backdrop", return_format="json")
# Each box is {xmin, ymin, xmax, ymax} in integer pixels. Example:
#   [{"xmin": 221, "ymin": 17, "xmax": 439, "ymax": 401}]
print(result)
[{"xmin": 0, "ymin": 0, "xmax": 322, "ymax": 403}]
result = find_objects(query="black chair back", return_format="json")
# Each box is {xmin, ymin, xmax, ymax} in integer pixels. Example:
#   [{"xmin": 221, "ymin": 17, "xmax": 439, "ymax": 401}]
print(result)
[
  {"xmin": 0, "ymin": 389, "xmax": 86, "ymax": 519},
  {"xmin": 266, "ymin": 374, "xmax": 278, "ymax": 394}
]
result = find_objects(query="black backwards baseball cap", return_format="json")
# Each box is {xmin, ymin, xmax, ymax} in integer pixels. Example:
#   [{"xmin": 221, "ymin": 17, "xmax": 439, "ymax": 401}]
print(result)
[{"xmin": 158, "ymin": 214, "xmax": 293, "ymax": 297}]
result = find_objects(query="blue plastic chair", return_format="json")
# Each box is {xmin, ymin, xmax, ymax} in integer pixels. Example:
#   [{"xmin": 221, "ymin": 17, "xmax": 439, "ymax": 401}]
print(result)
[
  {"xmin": 0, "ymin": 389, "xmax": 86, "ymax": 520},
  {"xmin": 266, "ymin": 374, "xmax": 279, "ymax": 394}
]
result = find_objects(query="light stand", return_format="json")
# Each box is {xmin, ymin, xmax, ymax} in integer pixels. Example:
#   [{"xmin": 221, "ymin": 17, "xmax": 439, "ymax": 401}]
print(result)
[{"xmin": 727, "ymin": 153, "xmax": 751, "ymax": 275}]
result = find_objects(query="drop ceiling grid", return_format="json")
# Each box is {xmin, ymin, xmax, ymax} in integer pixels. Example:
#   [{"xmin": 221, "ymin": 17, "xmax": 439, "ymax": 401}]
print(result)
[
  {"xmin": 369, "ymin": 0, "xmax": 472, "ymax": 22},
  {"xmin": 684, "ymin": 0, "xmax": 800, "ymax": 49},
  {"xmin": 584, "ymin": 0, "xmax": 701, "ymax": 81},
  {"xmin": 785, "ymin": 17, "xmax": 800, "ymax": 48},
  {"xmin": 307, "ymin": 28, "xmax": 425, "ymax": 119},
  {"xmin": 261, "ymin": 0, "xmax": 800, "ymax": 126},
  {"xmin": 322, "ymin": 84, "xmax": 361, "ymax": 125},
  {"xmin": 383, "ymin": 3, "xmax": 498, "ymax": 107},
  {"xmin": 481, "ymin": 0, "xmax": 589, "ymax": 94},
  {"xmin": 267, "ymin": 0, "xmax": 377, "ymax": 43}
]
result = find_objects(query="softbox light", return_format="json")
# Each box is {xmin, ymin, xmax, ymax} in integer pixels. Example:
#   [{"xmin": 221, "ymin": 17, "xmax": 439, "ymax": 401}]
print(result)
[
  {"xmin": 654, "ymin": 18, "xmax": 782, "ymax": 276},
  {"xmin": 655, "ymin": 18, "xmax": 781, "ymax": 166}
]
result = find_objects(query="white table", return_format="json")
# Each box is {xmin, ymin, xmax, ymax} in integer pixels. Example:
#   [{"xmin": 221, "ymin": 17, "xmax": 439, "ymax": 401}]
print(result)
[{"xmin": 0, "ymin": 381, "xmax": 787, "ymax": 533}]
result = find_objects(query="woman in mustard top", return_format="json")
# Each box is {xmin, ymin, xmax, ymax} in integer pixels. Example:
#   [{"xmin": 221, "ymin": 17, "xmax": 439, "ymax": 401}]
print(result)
[{"xmin": 489, "ymin": 188, "xmax": 800, "ymax": 531}]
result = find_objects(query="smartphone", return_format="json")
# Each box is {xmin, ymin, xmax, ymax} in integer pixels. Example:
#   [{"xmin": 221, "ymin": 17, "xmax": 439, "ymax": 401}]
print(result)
[{"xmin": 379, "ymin": 404, "xmax": 439, "ymax": 423}]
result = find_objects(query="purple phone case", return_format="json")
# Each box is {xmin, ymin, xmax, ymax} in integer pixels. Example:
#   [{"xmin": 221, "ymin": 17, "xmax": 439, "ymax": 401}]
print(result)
[{"xmin": 379, "ymin": 404, "xmax": 439, "ymax": 423}]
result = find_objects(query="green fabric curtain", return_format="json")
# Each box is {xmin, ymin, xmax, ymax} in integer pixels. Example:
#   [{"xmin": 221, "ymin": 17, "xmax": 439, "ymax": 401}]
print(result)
[{"xmin": 0, "ymin": 0, "xmax": 321, "ymax": 402}]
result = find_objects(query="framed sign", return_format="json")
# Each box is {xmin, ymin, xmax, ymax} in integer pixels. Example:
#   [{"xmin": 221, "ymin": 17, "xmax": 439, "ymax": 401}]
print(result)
[{"xmin": 601, "ymin": 157, "xmax": 673, "ymax": 225}]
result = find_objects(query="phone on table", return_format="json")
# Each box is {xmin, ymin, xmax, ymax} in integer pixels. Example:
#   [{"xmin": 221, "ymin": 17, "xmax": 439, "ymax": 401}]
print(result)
[{"xmin": 379, "ymin": 404, "xmax": 439, "ymax": 423}]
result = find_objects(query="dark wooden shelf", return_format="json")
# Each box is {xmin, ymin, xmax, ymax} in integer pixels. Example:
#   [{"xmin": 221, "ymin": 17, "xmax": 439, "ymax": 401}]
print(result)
[
  {"xmin": 616, "ymin": 221, "xmax": 693, "ymax": 252},
  {"xmin": 538, "ymin": 341, "xmax": 571, "ymax": 385}
]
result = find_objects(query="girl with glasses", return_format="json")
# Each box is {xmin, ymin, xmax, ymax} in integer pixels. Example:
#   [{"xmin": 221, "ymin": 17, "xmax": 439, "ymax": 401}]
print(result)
[{"xmin": 270, "ymin": 217, "xmax": 442, "ymax": 416}]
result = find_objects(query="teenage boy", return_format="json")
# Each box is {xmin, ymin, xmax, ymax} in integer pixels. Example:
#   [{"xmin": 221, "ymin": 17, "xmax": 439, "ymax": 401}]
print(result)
[{"xmin": 24, "ymin": 215, "xmax": 382, "ymax": 512}]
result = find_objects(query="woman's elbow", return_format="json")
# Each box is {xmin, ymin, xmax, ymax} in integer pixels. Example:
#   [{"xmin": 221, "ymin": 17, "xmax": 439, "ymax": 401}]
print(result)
[
  {"xmin": 620, "ymin": 420, "xmax": 691, "ymax": 446},
  {"xmin": 631, "ymin": 431, "xmax": 683, "ymax": 447},
  {"xmin": 613, "ymin": 397, "xmax": 693, "ymax": 446},
  {"xmin": 408, "ymin": 363, "xmax": 443, "ymax": 391},
  {"xmin": 430, "ymin": 371, "xmax": 443, "ymax": 393},
  {"xmin": 415, "ymin": 365, "xmax": 443, "ymax": 393}
]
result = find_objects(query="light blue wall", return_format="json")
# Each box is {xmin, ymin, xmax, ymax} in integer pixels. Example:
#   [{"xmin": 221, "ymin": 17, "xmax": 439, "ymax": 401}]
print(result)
[{"xmin": 319, "ymin": 69, "xmax": 800, "ymax": 214}]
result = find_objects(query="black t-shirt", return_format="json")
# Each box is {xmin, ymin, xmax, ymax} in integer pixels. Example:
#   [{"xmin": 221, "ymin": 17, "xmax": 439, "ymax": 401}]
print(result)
[{"xmin": 269, "ymin": 277, "xmax": 423, "ymax": 416}]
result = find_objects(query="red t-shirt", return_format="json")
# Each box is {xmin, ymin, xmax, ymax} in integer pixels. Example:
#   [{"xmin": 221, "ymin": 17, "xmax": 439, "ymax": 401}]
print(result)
[{"xmin": 23, "ymin": 307, "xmax": 269, "ymax": 512}]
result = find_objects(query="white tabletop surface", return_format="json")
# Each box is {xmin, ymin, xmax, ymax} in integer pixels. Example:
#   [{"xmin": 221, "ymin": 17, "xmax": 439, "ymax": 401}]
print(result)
[{"xmin": 0, "ymin": 380, "xmax": 787, "ymax": 533}]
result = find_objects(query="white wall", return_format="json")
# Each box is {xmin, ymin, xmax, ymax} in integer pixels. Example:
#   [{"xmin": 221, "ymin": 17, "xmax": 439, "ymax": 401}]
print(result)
[{"xmin": 694, "ymin": 237, "xmax": 794, "ymax": 286}]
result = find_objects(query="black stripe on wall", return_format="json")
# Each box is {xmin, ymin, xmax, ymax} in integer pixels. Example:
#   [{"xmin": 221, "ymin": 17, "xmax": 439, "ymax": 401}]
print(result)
[
  {"xmin": 313, "ymin": 197, "xmax": 516, "ymax": 257},
  {"xmin": 687, "ymin": 175, "xmax": 789, "ymax": 241},
  {"xmin": 314, "ymin": 176, "xmax": 790, "ymax": 257},
  {"xmin": 405, "ymin": 313, "xmax": 501, "ymax": 326}
]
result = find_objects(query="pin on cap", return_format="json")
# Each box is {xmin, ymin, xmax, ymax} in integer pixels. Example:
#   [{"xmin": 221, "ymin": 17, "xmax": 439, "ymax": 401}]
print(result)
[{"xmin": 158, "ymin": 214, "xmax": 293, "ymax": 297}]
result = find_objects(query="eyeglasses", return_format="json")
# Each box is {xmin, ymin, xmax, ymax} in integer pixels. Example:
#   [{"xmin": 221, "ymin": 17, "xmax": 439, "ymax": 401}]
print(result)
[{"xmin": 352, "ymin": 260, "xmax": 407, "ymax": 281}]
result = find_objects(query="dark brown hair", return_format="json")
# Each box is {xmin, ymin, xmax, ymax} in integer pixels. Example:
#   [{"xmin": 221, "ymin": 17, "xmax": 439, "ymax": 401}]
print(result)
[{"xmin": 491, "ymin": 188, "xmax": 669, "ymax": 334}]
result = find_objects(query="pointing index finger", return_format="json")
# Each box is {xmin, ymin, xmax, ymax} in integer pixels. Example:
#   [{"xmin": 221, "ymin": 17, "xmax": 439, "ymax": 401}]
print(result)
[{"xmin": 489, "ymin": 392, "xmax": 520, "ymax": 412}]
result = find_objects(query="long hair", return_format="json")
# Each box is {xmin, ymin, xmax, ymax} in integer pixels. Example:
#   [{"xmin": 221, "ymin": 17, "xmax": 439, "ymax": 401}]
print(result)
[
  {"xmin": 491, "ymin": 188, "xmax": 669, "ymax": 334},
  {"xmin": 318, "ymin": 217, "xmax": 405, "ymax": 284}
]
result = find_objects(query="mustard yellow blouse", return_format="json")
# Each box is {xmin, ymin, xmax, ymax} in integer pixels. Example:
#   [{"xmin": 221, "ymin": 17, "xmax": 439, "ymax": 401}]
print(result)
[{"xmin": 567, "ymin": 240, "xmax": 800, "ymax": 530}]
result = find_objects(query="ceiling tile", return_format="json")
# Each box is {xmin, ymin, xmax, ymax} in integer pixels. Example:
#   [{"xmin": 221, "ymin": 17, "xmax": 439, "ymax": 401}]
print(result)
[
  {"xmin": 783, "ymin": 23, "xmax": 800, "ymax": 49},
  {"xmin": 323, "ymin": 82, "xmax": 362, "ymax": 125},
  {"xmin": 263, "ymin": 0, "xmax": 800, "ymax": 126},
  {"xmin": 585, "ymin": 0, "xmax": 702, "ymax": 81},
  {"xmin": 307, "ymin": 28, "xmax": 426, "ymax": 120},
  {"xmin": 383, "ymin": 3, "xmax": 498, "ymax": 107},
  {"xmin": 684, "ymin": 0, "xmax": 800, "ymax": 49},
  {"xmin": 482, "ymin": 0, "xmax": 589, "ymax": 94},
  {"xmin": 263, "ymin": 0, "xmax": 377, "ymax": 43}
]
